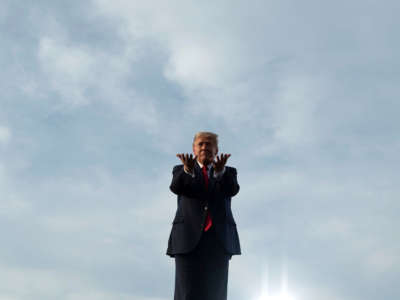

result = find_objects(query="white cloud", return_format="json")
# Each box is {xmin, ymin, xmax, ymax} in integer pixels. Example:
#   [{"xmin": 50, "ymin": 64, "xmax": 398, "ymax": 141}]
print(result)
[
  {"xmin": 39, "ymin": 38, "xmax": 94, "ymax": 80},
  {"xmin": 38, "ymin": 37, "xmax": 93, "ymax": 105},
  {"xmin": 164, "ymin": 42, "xmax": 223, "ymax": 89},
  {"xmin": 37, "ymin": 34, "xmax": 160, "ymax": 130},
  {"xmin": 92, "ymin": 0, "xmax": 255, "ymax": 101},
  {"xmin": 0, "ymin": 263, "xmax": 163, "ymax": 300},
  {"xmin": 0, "ymin": 126, "xmax": 11, "ymax": 145},
  {"xmin": 272, "ymin": 75, "xmax": 322, "ymax": 146},
  {"xmin": 0, "ymin": 162, "xmax": 31, "ymax": 217},
  {"xmin": 0, "ymin": 264, "xmax": 85, "ymax": 299},
  {"xmin": 65, "ymin": 292, "xmax": 162, "ymax": 300},
  {"xmin": 366, "ymin": 249, "xmax": 400, "ymax": 274},
  {"xmin": 38, "ymin": 36, "xmax": 112, "ymax": 106}
]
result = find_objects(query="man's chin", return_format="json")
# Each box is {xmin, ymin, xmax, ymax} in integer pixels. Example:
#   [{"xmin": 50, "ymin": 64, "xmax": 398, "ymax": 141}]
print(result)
[{"xmin": 199, "ymin": 157, "xmax": 213, "ymax": 165}]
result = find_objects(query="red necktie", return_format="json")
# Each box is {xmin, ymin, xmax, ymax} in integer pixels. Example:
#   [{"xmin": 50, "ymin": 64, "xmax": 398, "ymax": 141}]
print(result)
[{"xmin": 202, "ymin": 165, "xmax": 212, "ymax": 231}]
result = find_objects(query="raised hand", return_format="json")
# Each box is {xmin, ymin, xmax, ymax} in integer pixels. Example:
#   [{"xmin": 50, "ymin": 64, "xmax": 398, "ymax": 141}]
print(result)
[
  {"xmin": 213, "ymin": 153, "xmax": 231, "ymax": 173},
  {"xmin": 176, "ymin": 153, "xmax": 197, "ymax": 173}
]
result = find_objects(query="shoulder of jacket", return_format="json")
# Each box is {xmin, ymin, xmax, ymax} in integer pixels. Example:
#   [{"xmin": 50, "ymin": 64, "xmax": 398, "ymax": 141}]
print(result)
[
  {"xmin": 172, "ymin": 164, "xmax": 184, "ymax": 171},
  {"xmin": 226, "ymin": 166, "xmax": 237, "ymax": 172}
]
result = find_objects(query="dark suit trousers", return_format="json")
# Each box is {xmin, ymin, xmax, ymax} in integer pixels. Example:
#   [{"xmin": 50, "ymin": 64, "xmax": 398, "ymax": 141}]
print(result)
[{"xmin": 174, "ymin": 226, "xmax": 231, "ymax": 300}]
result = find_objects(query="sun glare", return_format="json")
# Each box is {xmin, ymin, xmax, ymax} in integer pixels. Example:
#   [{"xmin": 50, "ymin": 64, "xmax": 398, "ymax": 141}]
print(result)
[
  {"xmin": 256, "ymin": 262, "xmax": 298, "ymax": 300},
  {"xmin": 258, "ymin": 292, "xmax": 296, "ymax": 300},
  {"xmin": 266, "ymin": 292, "xmax": 296, "ymax": 300}
]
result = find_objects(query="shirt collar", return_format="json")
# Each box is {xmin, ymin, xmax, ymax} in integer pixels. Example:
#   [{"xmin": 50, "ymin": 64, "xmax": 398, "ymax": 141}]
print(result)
[{"xmin": 196, "ymin": 160, "xmax": 212, "ymax": 170}]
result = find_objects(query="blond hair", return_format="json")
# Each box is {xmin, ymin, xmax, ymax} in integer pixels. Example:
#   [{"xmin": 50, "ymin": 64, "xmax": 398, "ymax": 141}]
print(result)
[{"xmin": 193, "ymin": 131, "xmax": 218, "ymax": 146}]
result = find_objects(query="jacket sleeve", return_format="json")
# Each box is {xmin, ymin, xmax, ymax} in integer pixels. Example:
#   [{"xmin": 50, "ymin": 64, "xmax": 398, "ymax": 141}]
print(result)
[
  {"xmin": 169, "ymin": 165, "xmax": 203, "ymax": 198},
  {"xmin": 216, "ymin": 166, "xmax": 240, "ymax": 197}
]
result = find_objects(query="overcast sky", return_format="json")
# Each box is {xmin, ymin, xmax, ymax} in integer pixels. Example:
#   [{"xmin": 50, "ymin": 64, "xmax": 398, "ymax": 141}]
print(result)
[{"xmin": 1, "ymin": 1, "xmax": 399, "ymax": 300}]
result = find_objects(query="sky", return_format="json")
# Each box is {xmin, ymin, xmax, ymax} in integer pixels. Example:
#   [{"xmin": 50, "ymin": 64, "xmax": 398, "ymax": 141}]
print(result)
[{"xmin": 1, "ymin": 0, "xmax": 399, "ymax": 299}]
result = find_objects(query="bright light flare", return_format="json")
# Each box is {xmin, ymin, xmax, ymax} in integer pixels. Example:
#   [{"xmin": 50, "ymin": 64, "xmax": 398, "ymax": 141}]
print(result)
[
  {"xmin": 256, "ymin": 262, "xmax": 298, "ymax": 300},
  {"xmin": 258, "ymin": 291, "xmax": 297, "ymax": 300},
  {"xmin": 266, "ymin": 292, "xmax": 296, "ymax": 300}
]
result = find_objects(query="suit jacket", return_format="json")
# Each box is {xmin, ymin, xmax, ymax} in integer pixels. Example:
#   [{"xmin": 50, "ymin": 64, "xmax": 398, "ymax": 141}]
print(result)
[{"xmin": 166, "ymin": 162, "xmax": 241, "ymax": 257}]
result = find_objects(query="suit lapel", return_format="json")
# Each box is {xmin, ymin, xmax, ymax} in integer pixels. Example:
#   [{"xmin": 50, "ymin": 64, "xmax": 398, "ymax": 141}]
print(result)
[
  {"xmin": 194, "ymin": 162, "xmax": 206, "ymax": 188},
  {"xmin": 208, "ymin": 166, "xmax": 216, "ymax": 192}
]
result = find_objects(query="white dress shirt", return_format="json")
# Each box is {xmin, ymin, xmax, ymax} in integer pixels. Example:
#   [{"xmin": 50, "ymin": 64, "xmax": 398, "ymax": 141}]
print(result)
[{"xmin": 184, "ymin": 160, "xmax": 226, "ymax": 179}]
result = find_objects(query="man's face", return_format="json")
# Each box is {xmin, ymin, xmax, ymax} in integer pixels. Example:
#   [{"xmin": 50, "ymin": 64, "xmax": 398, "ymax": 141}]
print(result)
[{"xmin": 193, "ymin": 136, "xmax": 218, "ymax": 165}]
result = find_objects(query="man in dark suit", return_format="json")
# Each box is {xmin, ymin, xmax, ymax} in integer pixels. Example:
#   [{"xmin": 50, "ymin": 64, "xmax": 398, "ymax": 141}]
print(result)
[{"xmin": 167, "ymin": 132, "xmax": 241, "ymax": 300}]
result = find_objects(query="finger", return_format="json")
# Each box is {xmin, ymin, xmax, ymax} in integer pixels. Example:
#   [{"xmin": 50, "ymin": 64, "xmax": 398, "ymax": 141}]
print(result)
[
  {"xmin": 220, "ymin": 153, "xmax": 227, "ymax": 165},
  {"xmin": 177, "ymin": 154, "xmax": 185, "ymax": 164},
  {"xmin": 222, "ymin": 154, "xmax": 227, "ymax": 165},
  {"xmin": 223, "ymin": 153, "xmax": 230, "ymax": 162}
]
